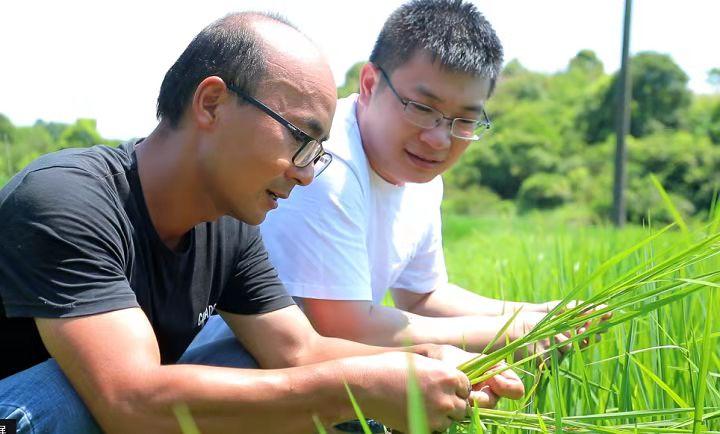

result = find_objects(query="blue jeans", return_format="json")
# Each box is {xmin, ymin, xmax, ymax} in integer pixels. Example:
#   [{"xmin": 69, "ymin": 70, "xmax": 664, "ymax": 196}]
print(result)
[{"xmin": 0, "ymin": 316, "xmax": 256, "ymax": 434}]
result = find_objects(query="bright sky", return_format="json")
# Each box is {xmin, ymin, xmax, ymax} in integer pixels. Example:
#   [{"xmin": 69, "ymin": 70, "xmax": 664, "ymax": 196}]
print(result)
[{"xmin": 1, "ymin": 0, "xmax": 718, "ymax": 140}]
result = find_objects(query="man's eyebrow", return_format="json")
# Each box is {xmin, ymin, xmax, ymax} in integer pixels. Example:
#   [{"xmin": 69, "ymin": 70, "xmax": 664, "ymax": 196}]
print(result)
[
  {"xmin": 414, "ymin": 85, "xmax": 484, "ymax": 113},
  {"xmin": 304, "ymin": 118, "xmax": 330, "ymax": 141}
]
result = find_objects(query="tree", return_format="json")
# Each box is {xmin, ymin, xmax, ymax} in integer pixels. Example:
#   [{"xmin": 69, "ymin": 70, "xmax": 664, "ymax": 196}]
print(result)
[
  {"xmin": 337, "ymin": 61, "xmax": 364, "ymax": 99},
  {"xmin": 579, "ymin": 51, "xmax": 691, "ymax": 143},
  {"xmin": 708, "ymin": 67, "xmax": 720, "ymax": 92},
  {"xmin": 0, "ymin": 114, "xmax": 14, "ymax": 144},
  {"xmin": 567, "ymin": 49, "xmax": 604, "ymax": 78},
  {"xmin": 57, "ymin": 118, "xmax": 102, "ymax": 150},
  {"xmin": 708, "ymin": 101, "xmax": 720, "ymax": 144}
]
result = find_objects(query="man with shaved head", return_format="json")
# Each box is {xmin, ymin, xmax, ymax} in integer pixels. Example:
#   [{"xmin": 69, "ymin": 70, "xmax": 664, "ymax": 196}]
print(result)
[{"xmin": 0, "ymin": 12, "xmax": 523, "ymax": 434}]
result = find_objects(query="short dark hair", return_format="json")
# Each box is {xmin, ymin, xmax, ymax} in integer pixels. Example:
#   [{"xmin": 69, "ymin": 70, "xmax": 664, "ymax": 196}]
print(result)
[
  {"xmin": 156, "ymin": 12, "xmax": 297, "ymax": 127},
  {"xmin": 370, "ymin": 0, "xmax": 503, "ymax": 94}
]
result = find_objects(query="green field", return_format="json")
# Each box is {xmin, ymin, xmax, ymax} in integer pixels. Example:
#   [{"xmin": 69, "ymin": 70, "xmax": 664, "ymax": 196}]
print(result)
[{"xmin": 436, "ymin": 211, "xmax": 720, "ymax": 433}]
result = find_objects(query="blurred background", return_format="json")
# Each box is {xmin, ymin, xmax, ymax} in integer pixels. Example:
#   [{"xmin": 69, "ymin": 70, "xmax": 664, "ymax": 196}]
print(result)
[{"xmin": 1, "ymin": 0, "xmax": 719, "ymax": 224}]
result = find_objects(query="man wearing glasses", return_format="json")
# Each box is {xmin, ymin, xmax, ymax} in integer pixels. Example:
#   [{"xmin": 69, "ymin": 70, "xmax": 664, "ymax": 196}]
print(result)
[
  {"xmin": 193, "ymin": 7, "xmax": 568, "ymax": 427},
  {"xmin": 254, "ymin": 0, "xmax": 568, "ymax": 361},
  {"xmin": 0, "ymin": 11, "xmax": 524, "ymax": 434}
]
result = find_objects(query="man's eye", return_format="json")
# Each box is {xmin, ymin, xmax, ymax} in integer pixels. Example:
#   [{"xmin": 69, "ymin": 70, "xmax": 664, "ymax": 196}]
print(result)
[
  {"xmin": 291, "ymin": 131, "xmax": 306, "ymax": 146},
  {"xmin": 411, "ymin": 103, "xmax": 434, "ymax": 114}
]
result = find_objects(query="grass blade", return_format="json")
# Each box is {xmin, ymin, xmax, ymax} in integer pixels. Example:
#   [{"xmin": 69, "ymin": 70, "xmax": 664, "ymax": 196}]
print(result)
[
  {"xmin": 693, "ymin": 286, "xmax": 717, "ymax": 433},
  {"xmin": 406, "ymin": 354, "xmax": 430, "ymax": 434},
  {"xmin": 172, "ymin": 403, "xmax": 201, "ymax": 434},
  {"xmin": 343, "ymin": 382, "xmax": 373, "ymax": 434}
]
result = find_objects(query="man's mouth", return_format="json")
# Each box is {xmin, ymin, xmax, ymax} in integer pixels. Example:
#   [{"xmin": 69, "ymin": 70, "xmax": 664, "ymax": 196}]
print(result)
[
  {"xmin": 267, "ymin": 190, "xmax": 289, "ymax": 201},
  {"xmin": 405, "ymin": 150, "xmax": 443, "ymax": 167}
]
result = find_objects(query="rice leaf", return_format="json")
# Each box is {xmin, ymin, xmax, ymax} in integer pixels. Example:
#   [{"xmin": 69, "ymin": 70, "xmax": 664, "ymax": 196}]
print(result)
[
  {"xmin": 650, "ymin": 174, "xmax": 689, "ymax": 236},
  {"xmin": 630, "ymin": 354, "xmax": 690, "ymax": 408},
  {"xmin": 343, "ymin": 382, "xmax": 373, "ymax": 434},
  {"xmin": 693, "ymin": 287, "xmax": 717, "ymax": 433},
  {"xmin": 172, "ymin": 403, "xmax": 201, "ymax": 434},
  {"xmin": 312, "ymin": 414, "xmax": 328, "ymax": 434},
  {"xmin": 405, "ymin": 354, "xmax": 430, "ymax": 434}
]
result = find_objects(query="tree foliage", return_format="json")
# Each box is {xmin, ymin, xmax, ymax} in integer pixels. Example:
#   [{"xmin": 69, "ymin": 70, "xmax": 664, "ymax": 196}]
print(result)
[
  {"xmin": 580, "ymin": 51, "xmax": 692, "ymax": 143},
  {"xmin": 0, "ymin": 116, "xmax": 110, "ymax": 182},
  {"xmin": 443, "ymin": 49, "xmax": 718, "ymax": 223},
  {"xmin": 337, "ymin": 61, "xmax": 365, "ymax": 98}
]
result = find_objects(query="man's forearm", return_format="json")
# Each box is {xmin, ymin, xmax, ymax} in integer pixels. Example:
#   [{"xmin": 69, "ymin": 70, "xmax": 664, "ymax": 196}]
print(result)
[
  {"xmin": 311, "ymin": 302, "xmax": 512, "ymax": 353},
  {"xmin": 291, "ymin": 330, "xmax": 400, "ymax": 366},
  {"xmin": 89, "ymin": 359, "xmax": 375, "ymax": 434},
  {"xmin": 400, "ymin": 283, "xmax": 542, "ymax": 317}
]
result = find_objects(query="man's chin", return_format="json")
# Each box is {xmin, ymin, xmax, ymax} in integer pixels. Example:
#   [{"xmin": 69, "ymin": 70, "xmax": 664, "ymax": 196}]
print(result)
[
  {"xmin": 398, "ymin": 169, "xmax": 440, "ymax": 184},
  {"xmin": 228, "ymin": 209, "xmax": 267, "ymax": 226}
]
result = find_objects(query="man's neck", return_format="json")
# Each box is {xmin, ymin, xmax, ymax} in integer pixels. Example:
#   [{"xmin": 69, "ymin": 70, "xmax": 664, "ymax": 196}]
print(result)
[{"xmin": 134, "ymin": 124, "xmax": 219, "ymax": 251}]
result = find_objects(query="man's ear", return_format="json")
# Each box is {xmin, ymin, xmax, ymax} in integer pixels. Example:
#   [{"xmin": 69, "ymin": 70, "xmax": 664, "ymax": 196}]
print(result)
[
  {"xmin": 357, "ymin": 63, "xmax": 381, "ymax": 108},
  {"xmin": 190, "ymin": 76, "xmax": 230, "ymax": 130}
]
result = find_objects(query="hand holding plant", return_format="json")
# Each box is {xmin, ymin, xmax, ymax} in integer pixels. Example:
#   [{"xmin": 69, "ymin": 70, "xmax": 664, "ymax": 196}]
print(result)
[{"xmin": 415, "ymin": 343, "xmax": 525, "ymax": 407}]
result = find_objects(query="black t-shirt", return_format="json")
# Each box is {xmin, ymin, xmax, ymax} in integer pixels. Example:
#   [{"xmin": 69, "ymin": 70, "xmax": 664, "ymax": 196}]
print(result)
[{"xmin": 0, "ymin": 140, "xmax": 294, "ymax": 379}]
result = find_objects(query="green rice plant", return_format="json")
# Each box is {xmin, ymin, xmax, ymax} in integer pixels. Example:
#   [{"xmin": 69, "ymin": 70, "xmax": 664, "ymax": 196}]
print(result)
[
  {"xmin": 452, "ymin": 407, "xmax": 720, "ymax": 433},
  {"xmin": 406, "ymin": 352, "xmax": 431, "ymax": 434},
  {"xmin": 313, "ymin": 414, "xmax": 328, "ymax": 434},
  {"xmin": 440, "ymin": 211, "xmax": 720, "ymax": 433},
  {"xmin": 650, "ymin": 174, "xmax": 689, "ymax": 236},
  {"xmin": 343, "ymin": 382, "xmax": 373, "ymax": 434},
  {"xmin": 459, "ymin": 225, "xmax": 720, "ymax": 383},
  {"xmin": 693, "ymin": 286, "xmax": 717, "ymax": 434},
  {"xmin": 172, "ymin": 403, "xmax": 201, "ymax": 434}
]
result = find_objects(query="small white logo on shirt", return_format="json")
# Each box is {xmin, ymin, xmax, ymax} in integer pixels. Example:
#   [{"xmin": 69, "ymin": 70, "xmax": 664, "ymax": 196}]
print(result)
[{"xmin": 197, "ymin": 303, "xmax": 217, "ymax": 327}]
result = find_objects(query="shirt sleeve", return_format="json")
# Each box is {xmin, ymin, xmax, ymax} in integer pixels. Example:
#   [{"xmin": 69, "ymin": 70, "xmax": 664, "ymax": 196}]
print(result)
[
  {"xmin": 216, "ymin": 224, "xmax": 295, "ymax": 315},
  {"xmin": 0, "ymin": 167, "xmax": 138, "ymax": 318},
  {"xmin": 392, "ymin": 183, "xmax": 449, "ymax": 294},
  {"xmin": 260, "ymin": 158, "xmax": 373, "ymax": 301}
]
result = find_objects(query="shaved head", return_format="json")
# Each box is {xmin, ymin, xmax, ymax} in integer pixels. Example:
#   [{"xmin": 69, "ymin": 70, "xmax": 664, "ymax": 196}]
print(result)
[{"xmin": 156, "ymin": 11, "xmax": 334, "ymax": 128}]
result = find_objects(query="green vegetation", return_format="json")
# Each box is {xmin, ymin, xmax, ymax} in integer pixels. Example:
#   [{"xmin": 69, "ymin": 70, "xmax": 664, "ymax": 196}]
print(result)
[
  {"xmin": 437, "ymin": 211, "xmax": 720, "ymax": 432},
  {"xmin": 0, "ymin": 115, "xmax": 119, "ymax": 186}
]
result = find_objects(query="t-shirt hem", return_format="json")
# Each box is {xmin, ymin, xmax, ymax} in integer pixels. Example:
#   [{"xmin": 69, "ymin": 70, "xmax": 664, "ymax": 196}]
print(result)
[
  {"xmin": 284, "ymin": 282, "xmax": 373, "ymax": 301},
  {"xmin": 217, "ymin": 294, "xmax": 296, "ymax": 316},
  {"xmin": 392, "ymin": 277, "xmax": 449, "ymax": 295}
]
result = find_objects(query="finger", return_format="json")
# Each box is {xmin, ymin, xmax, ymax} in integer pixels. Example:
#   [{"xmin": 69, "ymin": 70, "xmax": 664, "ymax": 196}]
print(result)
[
  {"xmin": 554, "ymin": 333, "xmax": 571, "ymax": 353},
  {"xmin": 455, "ymin": 371, "xmax": 472, "ymax": 400},
  {"xmin": 448, "ymin": 396, "xmax": 469, "ymax": 421},
  {"xmin": 577, "ymin": 327, "xmax": 588, "ymax": 348},
  {"xmin": 469, "ymin": 385, "xmax": 499, "ymax": 408},
  {"xmin": 429, "ymin": 416, "xmax": 454, "ymax": 433},
  {"xmin": 484, "ymin": 368, "xmax": 525, "ymax": 400}
]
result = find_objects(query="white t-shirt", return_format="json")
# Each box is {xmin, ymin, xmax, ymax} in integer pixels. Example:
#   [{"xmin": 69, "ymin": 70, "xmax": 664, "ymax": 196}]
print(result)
[{"xmin": 260, "ymin": 94, "xmax": 448, "ymax": 305}]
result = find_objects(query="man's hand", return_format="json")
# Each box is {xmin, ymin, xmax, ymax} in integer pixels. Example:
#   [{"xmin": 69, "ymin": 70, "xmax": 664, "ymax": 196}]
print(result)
[
  {"xmin": 409, "ymin": 344, "xmax": 525, "ymax": 408},
  {"xmin": 355, "ymin": 351, "xmax": 523, "ymax": 433},
  {"xmin": 510, "ymin": 300, "xmax": 613, "ymax": 360},
  {"xmin": 470, "ymin": 361, "xmax": 525, "ymax": 408}
]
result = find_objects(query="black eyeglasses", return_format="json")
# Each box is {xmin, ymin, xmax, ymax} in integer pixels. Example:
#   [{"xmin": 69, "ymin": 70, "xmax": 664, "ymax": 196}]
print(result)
[
  {"xmin": 226, "ymin": 84, "xmax": 332, "ymax": 177},
  {"xmin": 376, "ymin": 66, "xmax": 491, "ymax": 141}
]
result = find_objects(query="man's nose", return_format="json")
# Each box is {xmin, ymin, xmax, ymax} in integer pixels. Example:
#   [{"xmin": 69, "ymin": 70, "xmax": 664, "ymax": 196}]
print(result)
[
  {"xmin": 419, "ymin": 120, "xmax": 453, "ymax": 150},
  {"xmin": 287, "ymin": 163, "xmax": 314, "ymax": 187}
]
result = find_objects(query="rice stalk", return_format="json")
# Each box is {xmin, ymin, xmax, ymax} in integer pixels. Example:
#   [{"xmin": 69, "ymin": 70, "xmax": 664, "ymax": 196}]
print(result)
[{"xmin": 459, "ymin": 227, "xmax": 720, "ymax": 384}]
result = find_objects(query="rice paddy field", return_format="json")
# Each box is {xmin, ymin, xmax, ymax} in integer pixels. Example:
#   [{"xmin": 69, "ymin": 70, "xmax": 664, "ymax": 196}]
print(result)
[{"xmin": 435, "ymin": 210, "xmax": 720, "ymax": 433}]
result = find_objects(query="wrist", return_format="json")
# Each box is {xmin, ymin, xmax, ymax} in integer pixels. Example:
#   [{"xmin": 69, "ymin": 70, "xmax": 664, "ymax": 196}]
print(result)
[
  {"xmin": 406, "ymin": 343, "xmax": 436, "ymax": 358},
  {"xmin": 337, "ymin": 356, "xmax": 385, "ymax": 410},
  {"xmin": 523, "ymin": 301, "xmax": 550, "ymax": 313}
]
